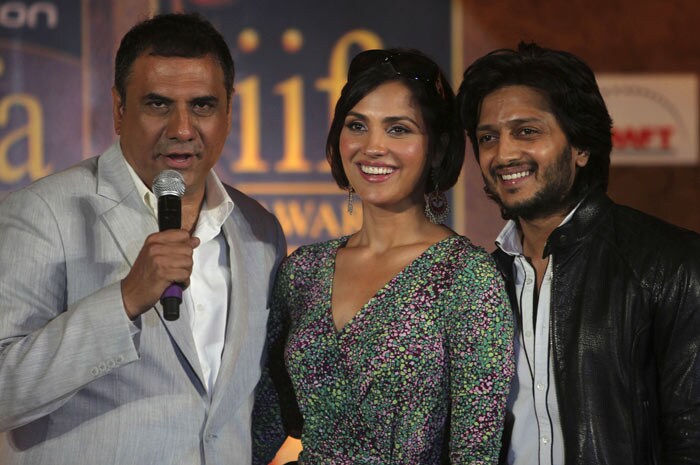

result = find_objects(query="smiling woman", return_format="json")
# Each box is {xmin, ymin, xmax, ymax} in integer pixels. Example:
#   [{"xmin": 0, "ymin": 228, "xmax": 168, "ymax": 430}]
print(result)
[
  {"xmin": 337, "ymin": 81, "xmax": 430, "ymax": 217},
  {"xmin": 255, "ymin": 48, "xmax": 515, "ymax": 465}
]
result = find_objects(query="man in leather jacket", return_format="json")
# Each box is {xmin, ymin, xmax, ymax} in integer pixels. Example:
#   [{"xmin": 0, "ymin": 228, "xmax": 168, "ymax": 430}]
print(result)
[{"xmin": 456, "ymin": 42, "xmax": 700, "ymax": 465}]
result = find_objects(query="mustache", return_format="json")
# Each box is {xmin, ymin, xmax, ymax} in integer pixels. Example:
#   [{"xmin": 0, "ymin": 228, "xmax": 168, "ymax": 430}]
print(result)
[
  {"xmin": 489, "ymin": 160, "xmax": 538, "ymax": 178},
  {"xmin": 153, "ymin": 142, "xmax": 203, "ymax": 158}
]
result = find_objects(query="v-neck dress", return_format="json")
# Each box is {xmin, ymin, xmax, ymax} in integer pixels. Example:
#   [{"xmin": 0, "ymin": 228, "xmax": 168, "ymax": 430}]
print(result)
[{"xmin": 265, "ymin": 235, "xmax": 514, "ymax": 464}]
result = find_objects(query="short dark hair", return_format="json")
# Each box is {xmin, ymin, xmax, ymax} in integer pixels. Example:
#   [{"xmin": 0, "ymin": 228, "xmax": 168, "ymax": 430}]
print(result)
[
  {"xmin": 457, "ymin": 42, "xmax": 613, "ymax": 196},
  {"xmin": 326, "ymin": 48, "xmax": 465, "ymax": 193},
  {"xmin": 114, "ymin": 13, "xmax": 234, "ymax": 103}
]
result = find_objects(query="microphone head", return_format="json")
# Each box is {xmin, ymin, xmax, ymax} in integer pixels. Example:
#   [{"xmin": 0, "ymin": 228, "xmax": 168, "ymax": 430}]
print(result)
[{"xmin": 153, "ymin": 170, "xmax": 185, "ymax": 199}]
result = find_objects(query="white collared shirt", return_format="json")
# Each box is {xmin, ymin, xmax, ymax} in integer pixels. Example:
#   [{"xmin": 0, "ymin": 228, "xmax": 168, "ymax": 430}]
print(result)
[
  {"xmin": 495, "ymin": 206, "xmax": 579, "ymax": 465},
  {"xmin": 126, "ymin": 163, "xmax": 233, "ymax": 393}
]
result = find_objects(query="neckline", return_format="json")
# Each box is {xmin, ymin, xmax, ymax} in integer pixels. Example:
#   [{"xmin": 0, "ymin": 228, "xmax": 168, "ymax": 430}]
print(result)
[{"xmin": 327, "ymin": 234, "xmax": 461, "ymax": 335}]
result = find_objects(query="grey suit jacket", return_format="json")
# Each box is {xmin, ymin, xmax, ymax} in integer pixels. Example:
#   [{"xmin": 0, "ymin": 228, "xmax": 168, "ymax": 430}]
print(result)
[{"xmin": 0, "ymin": 143, "xmax": 286, "ymax": 464}]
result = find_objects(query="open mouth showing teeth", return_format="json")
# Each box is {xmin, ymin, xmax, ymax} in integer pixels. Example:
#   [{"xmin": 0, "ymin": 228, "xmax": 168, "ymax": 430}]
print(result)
[
  {"xmin": 361, "ymin": 165, "xmax": 394, "ymax": 175},
  {"xmin": 501, "ymin": 171, "xmax": 531, "ymax": 181}
]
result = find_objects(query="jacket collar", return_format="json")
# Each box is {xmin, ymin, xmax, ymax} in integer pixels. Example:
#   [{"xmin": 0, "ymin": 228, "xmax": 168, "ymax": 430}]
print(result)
[{"xmin": 543, "ymin": 188, "xmax": 613, "ymax": 258}]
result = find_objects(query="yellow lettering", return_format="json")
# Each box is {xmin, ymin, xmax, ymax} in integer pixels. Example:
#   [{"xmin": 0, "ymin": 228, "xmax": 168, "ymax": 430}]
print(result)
[
  {"xmin": 309, "ymin": 202, "xmax": 340, "ymax": 238},
  {"xmin": 232, "ymin": 76, "xmax": 268, "ymax": 172},
  {"xmin": 315, "ymin": 30, "xmax": 384, "ymax": 167},
  {"xmin": 274, "ymin": 75, "xmax": 311, "ymax": 173},
  {"xmin": 268, "ymin": 198, "xmax": 362, "ymax": 242},
  {"xmin": 0, "ymin": 94, "xmax": 51, "ymax": 183},
  {"xmin": 271, "ymin": 199, "xmax": 316, "ymax": 237}
]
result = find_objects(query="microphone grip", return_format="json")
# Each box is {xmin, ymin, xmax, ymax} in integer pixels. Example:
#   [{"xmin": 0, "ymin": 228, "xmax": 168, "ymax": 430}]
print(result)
[
  {"xmin": 157, "ymin": 193, "xmax": 183, "ymax": 321},
  {"xmin": 161, "ymin": 283, "xmax": 183, "ymax": 321}
]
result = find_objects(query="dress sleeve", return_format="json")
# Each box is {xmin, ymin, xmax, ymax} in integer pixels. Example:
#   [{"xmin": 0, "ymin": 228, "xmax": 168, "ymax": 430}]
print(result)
[
  {"xmin": 446, "ymin": 249, "xmax": 514, "ymax": 464},
  {"xmin": 252, "ymin": 256, "xmax": 303, "ymax": 465}
]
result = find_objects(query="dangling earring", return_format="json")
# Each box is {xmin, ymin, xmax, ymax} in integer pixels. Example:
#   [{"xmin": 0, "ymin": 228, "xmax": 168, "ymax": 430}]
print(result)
[
  {"xmin": 424, "ymin": 172, "xmax": 449, "ymax": 224},
  {"xmin": 347, "ymin": 186, "xmax": 355, "ymax": 214}
]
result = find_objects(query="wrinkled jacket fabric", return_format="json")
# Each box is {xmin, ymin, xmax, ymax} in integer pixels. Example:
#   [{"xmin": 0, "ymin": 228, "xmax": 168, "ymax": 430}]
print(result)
[{"xmin": 494, "ymin": 189, "xmax": 700, "ymax": 465}]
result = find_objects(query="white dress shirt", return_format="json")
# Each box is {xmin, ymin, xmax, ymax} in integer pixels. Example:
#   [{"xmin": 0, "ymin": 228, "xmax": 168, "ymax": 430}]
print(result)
[
  {"xmin": 126, "ymin": 164, "xmax": 233, "ymax": 392},
  {"xmin": 495, "ymin": 206, "xmax": 579, "ymax": 465}
]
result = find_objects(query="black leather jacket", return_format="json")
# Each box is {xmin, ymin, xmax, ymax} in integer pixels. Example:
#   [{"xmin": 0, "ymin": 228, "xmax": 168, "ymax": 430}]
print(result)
[{"xmin": 493, "ymin": 189, "xmax": 700, "ymax": 465}]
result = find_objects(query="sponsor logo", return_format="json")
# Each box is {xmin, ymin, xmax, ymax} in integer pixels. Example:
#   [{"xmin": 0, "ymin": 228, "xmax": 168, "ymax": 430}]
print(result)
[
  {"xmin": 0, "ymin": 2, "xmax": 58, "ymax": 30},
  {"xmin": 599, "ymin": 74, "xmax": 698, "ymax": 165}
]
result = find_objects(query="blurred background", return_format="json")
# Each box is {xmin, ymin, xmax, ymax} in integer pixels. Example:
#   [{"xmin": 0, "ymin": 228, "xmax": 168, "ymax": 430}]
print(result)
[
  {"xmin": 1, "ymin": 0, "xmax": 697, "ymax": 462},
  {"xmin": 0, "ymin": 0, "xmax": 697, "ymax": 254}
]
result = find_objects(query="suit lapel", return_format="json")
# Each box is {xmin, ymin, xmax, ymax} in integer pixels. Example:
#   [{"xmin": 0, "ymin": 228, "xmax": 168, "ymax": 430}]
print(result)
[
  {"xmin": 96, "ymin": 144, "xmax": 154, "ymax": 267},
  {"xmin": 153, "ymin": 299, "xmax": 206, "ymax": 391},
  {"xmin": 210, "ymin": 210, "xmax": 252, "ymax": 409},
  {"xmin": 96, "ymin": 143, "xmax": 206, "ymax": 390}
]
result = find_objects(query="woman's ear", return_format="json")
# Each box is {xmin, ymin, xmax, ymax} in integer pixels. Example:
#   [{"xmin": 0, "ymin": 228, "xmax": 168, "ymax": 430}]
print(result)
[{"xmin": 432, "ymin": 133, "xmax": 449, "ymax": 169}]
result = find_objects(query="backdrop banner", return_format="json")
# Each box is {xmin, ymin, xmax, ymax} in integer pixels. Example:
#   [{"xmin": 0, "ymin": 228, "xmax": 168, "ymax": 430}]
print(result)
[{"xmin": 0, "ymin": 0, "xmax": 459, "ymax": 251}]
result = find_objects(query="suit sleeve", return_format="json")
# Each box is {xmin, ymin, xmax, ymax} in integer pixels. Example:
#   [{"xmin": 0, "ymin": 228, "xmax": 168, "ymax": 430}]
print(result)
[{"xmin": 0, "ymin": 188, "xmax": 139, "ymax": 431}]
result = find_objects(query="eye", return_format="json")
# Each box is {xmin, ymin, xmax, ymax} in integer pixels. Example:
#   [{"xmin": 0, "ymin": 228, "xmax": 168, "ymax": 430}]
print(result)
[
  {"xmin": 518, "ymin": 127, "xmax": 539, "ymax": 137},
  {"xmin": 477, "ymin": 133, "xmax": 496, "ymax": 145},
  {"xmin": 192, "ymin": 98, "xmax": 217, "ymax": 116},
  {"xmin": 344, "ymin": 120, "xmax": 366, "ymax": 132},
  {"xmin": 146, "ymin": 99, "xmax": 169, "ymax": 110},
  {"xmin": 387, "ymin": 125, "xmax": 410, "ymax": 135}
]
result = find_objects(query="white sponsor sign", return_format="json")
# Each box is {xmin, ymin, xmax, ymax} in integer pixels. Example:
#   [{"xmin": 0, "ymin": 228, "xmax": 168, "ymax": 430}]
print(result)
[{"xmin": 597, "ymin": 74, "xmax": 698, "ymax": 165}]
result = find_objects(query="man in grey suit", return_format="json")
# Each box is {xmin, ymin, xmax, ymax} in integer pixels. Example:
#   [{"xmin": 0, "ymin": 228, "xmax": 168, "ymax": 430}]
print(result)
[{"xmin": 0, "ymin": 13, "xmax": 286, "ymax": 465}]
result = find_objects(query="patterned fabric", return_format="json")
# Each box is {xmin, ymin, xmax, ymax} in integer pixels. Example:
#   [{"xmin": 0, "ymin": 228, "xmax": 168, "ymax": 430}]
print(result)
[{"xmin": 267, "ymin": 235, "xmax": 514, "ymax": 464}]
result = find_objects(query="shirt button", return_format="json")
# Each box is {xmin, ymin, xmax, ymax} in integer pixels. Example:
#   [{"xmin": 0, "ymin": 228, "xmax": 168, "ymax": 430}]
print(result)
[
  {"xmin": 524, "ymin": 330, "xmax": 533, "ymax": 338},
  {"xmin": 196, "ymin": 304, "xmax": 204, "ymax": 312},
  {"xmin": 525, "ymin": 278, "xmax": 533, "ymax": 285},
  {"xmin": 536, "ymin": 382, "xmax": 546, "ymax": 391},
  {"xmin": 541, "ymin": 435, "xmax": 550, "ymax": 444}
]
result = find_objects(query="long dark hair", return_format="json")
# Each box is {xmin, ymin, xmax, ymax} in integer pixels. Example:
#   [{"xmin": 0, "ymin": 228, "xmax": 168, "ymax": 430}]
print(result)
[
  {"xmin": 326, "ymin": 48, "xmax": 465, "ymax": 193},
  {"xmin": 457, "ymin": 42, "xmax": 613, "ymax": 198}
]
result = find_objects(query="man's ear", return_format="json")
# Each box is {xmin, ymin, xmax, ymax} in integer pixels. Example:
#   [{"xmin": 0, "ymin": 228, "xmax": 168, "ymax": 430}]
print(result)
[
  {"xmin": 111, "ymin": 87, "xmax": 124, "ymax": 135},
  {"xmin": 573, "ymin": 147, "xmax": 590, "ymax": 167},
  {"xmin": 225, "ymin": 87, "xmax": 235, "ymax": 134}
]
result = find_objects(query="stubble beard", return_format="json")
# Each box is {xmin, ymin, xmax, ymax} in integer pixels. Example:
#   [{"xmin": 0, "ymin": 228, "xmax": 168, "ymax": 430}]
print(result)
[{"xmin": 485, "ymin": 145, "xmax": 580, "ymax": 221}]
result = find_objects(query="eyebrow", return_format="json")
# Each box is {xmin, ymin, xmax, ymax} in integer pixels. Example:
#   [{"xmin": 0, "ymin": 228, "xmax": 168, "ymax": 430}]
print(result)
[
  {"xmin": 346, "ymin": 111, "xmax": 422, "ymax": 127},
  {"xmin": 142, "ymin": 92, "xmax": 173, "ymax": 104},
  {"xmin": 477, "ymin": 117, "xmax": 544, "ymax": 132},
  {"xmin": 140, "ymin": 93, "xmax": 220, "ymax": 106},
  {"xmin": 190, "ymin": 95, "xmax": 219, "ymax": 106}
]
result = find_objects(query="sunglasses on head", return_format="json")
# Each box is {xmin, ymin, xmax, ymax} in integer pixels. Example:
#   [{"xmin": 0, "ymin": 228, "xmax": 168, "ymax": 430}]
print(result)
[{"xmin": 347, "ymin": 49, "xmax": 446, "ymax": 99}]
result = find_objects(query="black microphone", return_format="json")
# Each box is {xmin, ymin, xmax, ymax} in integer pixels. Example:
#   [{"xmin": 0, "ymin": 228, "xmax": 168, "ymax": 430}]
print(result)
[{"xmin": 152, "ymin": 170, "xmax": 186, "ymax": 321}]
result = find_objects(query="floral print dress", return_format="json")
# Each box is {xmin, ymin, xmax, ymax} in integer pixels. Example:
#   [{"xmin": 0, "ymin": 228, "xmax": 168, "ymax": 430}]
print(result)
[{"xmin": 265, "ymin": 235, "xmax": 514, "ymax": 464}]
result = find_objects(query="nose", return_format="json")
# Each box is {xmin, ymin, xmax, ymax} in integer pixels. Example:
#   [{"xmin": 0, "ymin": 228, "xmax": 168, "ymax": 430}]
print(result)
[
  {"xmin": 364, "ymin": 129, "xmax": 387, "ymax": 157},
  {"xmin": 166, "ymin": 105, "xmax": 195, "ymax": 142},
  {"xmin": 494, "ymin": 133, "xmax": 521, "ymax": 165}
]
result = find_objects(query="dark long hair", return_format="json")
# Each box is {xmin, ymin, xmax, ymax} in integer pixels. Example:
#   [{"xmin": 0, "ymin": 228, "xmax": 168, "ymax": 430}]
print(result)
[
  {"xmin": 457, "ymin": 42, "xmax": 613, "ymax": 198},
  {"xmin": 326, "ymin": 48, "xmax": 465, "ymax": 193}
]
